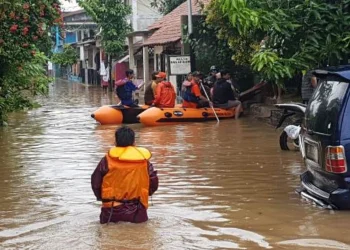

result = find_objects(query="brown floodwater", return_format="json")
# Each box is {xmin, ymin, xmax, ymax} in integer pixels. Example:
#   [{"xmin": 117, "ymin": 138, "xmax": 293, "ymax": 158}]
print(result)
[{"xmin": 1, "ymin": 79, "xmax": 350, "ymax": 250}]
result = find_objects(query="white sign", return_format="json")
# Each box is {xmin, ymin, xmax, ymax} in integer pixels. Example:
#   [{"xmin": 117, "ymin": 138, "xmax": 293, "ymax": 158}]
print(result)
[{"xmin": 169, "ymin": 56, "xmax": 191, "ymax": 75}]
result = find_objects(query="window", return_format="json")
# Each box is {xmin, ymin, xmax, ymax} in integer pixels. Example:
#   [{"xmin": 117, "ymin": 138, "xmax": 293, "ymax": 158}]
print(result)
[
  {"xmin": 89, "ymin": 29, "xmax": 95, "ymax": 38},
  {"xmin": 77, "ymin": 31, "xmax": 81, "ymax": 41},
  {"xmin": 306, "ymin": 77, "xmax": 349, "ymax": 134},
  {"xmin": 83, "ymin": 30, "xmax": 89, "ymax": 40}
]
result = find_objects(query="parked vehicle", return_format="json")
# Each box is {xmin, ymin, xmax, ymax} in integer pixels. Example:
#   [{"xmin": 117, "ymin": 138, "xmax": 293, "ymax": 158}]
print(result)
[
  {"xmin": 275, "ymin": 103, "xmax": 306, "ymax": 150},
  {"xmin": 298, "ymin": 66, "xmax": 350, "ymax": 209}
]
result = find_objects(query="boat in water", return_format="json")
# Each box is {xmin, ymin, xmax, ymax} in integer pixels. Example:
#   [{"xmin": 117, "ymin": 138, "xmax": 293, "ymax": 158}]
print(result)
[
  {"xmin": 137, "ymin": 106, "xmax": 242, "ymax": 126},
  {"xmin": 91, "ymin": 105, "xmax": 149, "ymax": 125},
  {"xmin": 91, "ymin": 81, "xmax": 266, "ymax": 125}
]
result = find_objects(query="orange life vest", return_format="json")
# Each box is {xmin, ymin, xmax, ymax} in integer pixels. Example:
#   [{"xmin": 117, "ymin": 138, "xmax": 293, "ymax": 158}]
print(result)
[
  {"xmin": 102, "ymin": 146, "xmax": 151, "ymax": 208},
  {"xmin": 154, "ymin": 81, "xmax": 176, "ymax": 108}
]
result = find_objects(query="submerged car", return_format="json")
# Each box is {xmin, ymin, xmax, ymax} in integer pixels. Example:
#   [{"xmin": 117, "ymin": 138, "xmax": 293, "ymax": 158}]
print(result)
[{"xmin": 299, "ymin": 66, "xmax": 350, "ymax": 209}]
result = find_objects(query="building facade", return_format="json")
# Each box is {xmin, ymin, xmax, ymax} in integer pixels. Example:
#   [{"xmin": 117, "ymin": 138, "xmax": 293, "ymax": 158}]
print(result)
[{"xmin": 54, "ymin": 1, "xmax": 161, "ymax": 85}]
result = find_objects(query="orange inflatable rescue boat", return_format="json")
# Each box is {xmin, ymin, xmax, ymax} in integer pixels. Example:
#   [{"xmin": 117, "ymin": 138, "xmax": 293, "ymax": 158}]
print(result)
[
  {"xmin": 91, "ymin": 81, "xmax": 266, "ymax": 125},
  {"xmin": 137, "ymin": 106, "xmax": 242, "ymax": 126},
  {"xmin": 91, "ymin": 105, "xmax": 149, "ymax": 125}
]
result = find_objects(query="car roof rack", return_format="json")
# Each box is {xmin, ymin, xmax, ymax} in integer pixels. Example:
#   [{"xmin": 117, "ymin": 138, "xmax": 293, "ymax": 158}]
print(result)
[{"xmin": 312, "ymin": 65, "xmax": 350, "ymax": 81}]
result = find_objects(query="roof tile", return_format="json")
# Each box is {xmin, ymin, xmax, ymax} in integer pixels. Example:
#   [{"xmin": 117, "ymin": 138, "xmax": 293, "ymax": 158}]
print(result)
[{"xmin": 143, "ymin": 0, "xmax": 209, "ymax": 47}]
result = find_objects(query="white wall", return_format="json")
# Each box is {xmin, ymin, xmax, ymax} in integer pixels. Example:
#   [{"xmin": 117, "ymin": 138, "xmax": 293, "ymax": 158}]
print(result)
[{"xmin": 129, "ymin": 0, "xmax": 161, "ymax": 32}]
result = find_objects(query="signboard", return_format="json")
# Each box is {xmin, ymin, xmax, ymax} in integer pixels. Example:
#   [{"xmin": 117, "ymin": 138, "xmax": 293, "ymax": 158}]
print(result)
[{"xmin": 168, "ymin": 55, "xmax": 191, "ymax": 75}]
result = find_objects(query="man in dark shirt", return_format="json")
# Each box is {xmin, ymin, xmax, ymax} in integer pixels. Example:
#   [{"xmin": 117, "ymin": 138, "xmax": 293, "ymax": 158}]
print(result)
[
  {"xmin": 212, "ymin": 69, "xmax": 242, "ymax": 119},
  {"xmin": 204, "ymin": 65, "xmax": 218, "ymax": 88},
  {"xmin": 301, "ymin": 69, "xmax": 317, "ymax": 104}
]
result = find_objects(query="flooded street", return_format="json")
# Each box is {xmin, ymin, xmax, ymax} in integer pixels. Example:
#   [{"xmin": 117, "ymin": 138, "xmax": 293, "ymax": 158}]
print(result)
[{"xmin": 1, "ymin": 79, "xmax": 350, "ymax": 250}]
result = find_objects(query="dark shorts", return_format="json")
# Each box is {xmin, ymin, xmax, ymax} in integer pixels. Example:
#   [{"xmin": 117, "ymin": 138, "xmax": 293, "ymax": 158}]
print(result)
[
  {"xmin": 100, "ymin": 204, "xmax": 148, "ymax": 224},
  {"xmin": 196, "ymin": 100, "xmax": 210, "ymax": 108},
  {"xmin": 214, "ymin": 100, "xmax": 241, "ymax": 108}
]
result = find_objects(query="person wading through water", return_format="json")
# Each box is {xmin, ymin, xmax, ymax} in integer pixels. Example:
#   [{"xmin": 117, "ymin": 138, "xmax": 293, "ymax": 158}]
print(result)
[
  {"xmin": 91, "ymin": 126, "xmax": 159, "ymax": 224},
  {"xmin": 144, "ymin": 71, "xmax": 159, "ymax": 105},
  {"xmin": 301, "ymin": 69, "xmax": 318, "ymax": 104}
]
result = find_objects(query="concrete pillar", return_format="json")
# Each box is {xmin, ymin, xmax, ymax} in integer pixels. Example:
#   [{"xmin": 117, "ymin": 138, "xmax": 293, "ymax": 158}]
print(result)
[
  {"xmin": 84, "ymin": 48, "xmax": 88, "ymax": 84},
  {"xmin": 154, "ymin": 46, "xmax": 163, "ymax": 71},
  {"xmin": 142, "ymin": 35, "xmax": 149, "ymax": 92},
  {"xmin": 132, "ymin": 0, "xmax": 138, "ymax": 31},
  {"xmin": 92, "ymin": 47, "xmax": 97, "ymax": 70},
  {"xmin": 128, "ymin": 36, "xmax": 136, "ymax": 74}
]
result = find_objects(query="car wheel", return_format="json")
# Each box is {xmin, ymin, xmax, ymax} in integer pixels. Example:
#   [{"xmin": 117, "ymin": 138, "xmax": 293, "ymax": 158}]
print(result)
[
  {"xmin": 279, "ymin": 131, "xmax": 290, "ymax": 150},
  {"xmin": 280, "ymin": 131, "xmax": 300, "ymax": 151}
]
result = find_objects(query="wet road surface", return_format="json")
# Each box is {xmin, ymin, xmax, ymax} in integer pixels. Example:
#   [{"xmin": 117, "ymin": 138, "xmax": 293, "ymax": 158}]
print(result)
[{"xmin": 1, "ymin": 79, "xmax": 350, "ymax": 250}]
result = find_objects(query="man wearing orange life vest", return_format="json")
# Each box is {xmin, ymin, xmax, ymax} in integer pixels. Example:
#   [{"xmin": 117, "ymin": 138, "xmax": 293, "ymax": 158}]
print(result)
[
  {"xmin": 152, "ymin": 72, "xmax": 176, "ymax": 108},
  {"xmin": 91, "ymin": 126, "xmax": 159, "ymax": 224},
  {"xmin": 182, "ymin": 71, "xmax": 210, "ymax": 108}
]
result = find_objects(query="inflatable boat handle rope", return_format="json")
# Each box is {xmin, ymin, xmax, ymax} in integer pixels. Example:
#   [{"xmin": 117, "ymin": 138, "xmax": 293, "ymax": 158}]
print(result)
[{"xmin": 199, "ymin": 81, "xmax": 220, "ymax": 123}]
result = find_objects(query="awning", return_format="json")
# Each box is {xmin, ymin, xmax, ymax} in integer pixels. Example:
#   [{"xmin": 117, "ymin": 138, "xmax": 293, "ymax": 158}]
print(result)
[{"xmin": 118, "ymin": 55, "xmax": 129, "ymax": 63}]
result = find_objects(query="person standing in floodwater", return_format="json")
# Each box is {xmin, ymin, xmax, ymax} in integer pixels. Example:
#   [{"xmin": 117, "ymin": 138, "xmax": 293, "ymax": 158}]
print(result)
[
  {"xmin": 301, "ymin": 69, "xmax": 318, "ymax": 104},
  {"xmin": 91, "ymin": 126, "xmax": 159, "ymax": 224}
]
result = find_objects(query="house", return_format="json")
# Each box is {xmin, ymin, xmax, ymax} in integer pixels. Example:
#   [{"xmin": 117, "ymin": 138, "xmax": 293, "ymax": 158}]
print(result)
[
  {"xmin": 127, "ymin": 0, "xmax": 209, "ymax": 93},
  {"xmin": 58, "ymin": 1, "xmax": 161, "ymax": 85},
  {"xmin": 63, "ymin": 10, "xmax": 99, "ymax": 84}
]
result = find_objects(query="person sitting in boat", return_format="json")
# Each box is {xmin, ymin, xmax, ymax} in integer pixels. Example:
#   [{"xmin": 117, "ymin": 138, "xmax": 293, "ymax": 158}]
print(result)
[
  {"xmin": 182, "ymin": 71, "xmax": 210, "ymax": 108},
  {"xmin": 204, "ymin": 65, "xmax": 218, "ymax": 88},
  {"xmin": 91, "ymin": 126, "xmax": 159, "ymax": 224},
  {"xmin": 115, "ymin": 69, "xmax": 141, "ymax": 107},
  {"xmin": 152, "ymin": 72, "xmax": 176, "ymax": 108},
  {"xmin": 144, "ymin": 71, "xmax": 159, "ymax": 105},
  {"xmin": 181, "ymin": 72, "xmax": 193, "ymax": 91},
  {"xmin": 212, "ymin": 69, "xmax": 242, "ymax": 119}
]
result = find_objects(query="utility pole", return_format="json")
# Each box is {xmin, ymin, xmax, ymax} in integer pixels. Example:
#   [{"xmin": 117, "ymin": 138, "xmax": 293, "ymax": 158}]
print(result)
[{"xmin": 187, "ymin": 0, "xmax": 196, "ymax": 72}]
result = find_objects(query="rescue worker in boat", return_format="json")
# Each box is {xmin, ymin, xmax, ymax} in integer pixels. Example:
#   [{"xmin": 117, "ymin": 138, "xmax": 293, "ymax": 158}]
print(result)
[
  {"xmin": 181, "ymin": 72, "xmax": 193, "ymax": 91},
  {"xmin": 144, "ymin": 71, "xmax": 159, "ymax": 105},
  {"xmin": 199, "ymin": 72, "xmax": 212, "ymax": 101},
  {"xmin": 182, "ymin": 71, "xmax": 211, "ymax": 108},
  {"xmin": 212, "ymin": 69, "xmax": 242, "ymax": 119},
  {"xmin": 204, "ymin": 65, "xmax": 218, "ymax": 88},
  {"xmin": 115, "ymin": 69, "xmax": 142, "ymax": 107},
  {"xmin": 91, "ymin": 126, "xmax": 159, "ymax": 224},
  {"xmin": 152, "ymin": 72, "xmax": 176, "ymax": 108}
]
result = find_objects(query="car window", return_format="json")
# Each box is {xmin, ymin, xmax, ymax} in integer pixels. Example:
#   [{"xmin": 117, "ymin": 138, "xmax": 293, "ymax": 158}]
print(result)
[{"xmin": 306, "ymin": 79, "xmax": 349, "ymax": 135}]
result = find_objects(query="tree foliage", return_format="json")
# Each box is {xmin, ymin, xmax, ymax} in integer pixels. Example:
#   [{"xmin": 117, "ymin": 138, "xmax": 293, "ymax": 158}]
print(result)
[
  {"xmin": 0, "ymin": 0, "xmax": 62, "ymax": 124},
  {"xmin": 205, "ymin": 0, "xmax": 261, "ymax": 66},
  {"xmin": 78, "ymin": 0, "xmax": 132, "ymax": 56},
  {"xmin": 206, "ymin": 0, "xmax": 350, "ymax": 85},
  {"xmin": 186, "ymin": 16, "xmax": 234, "ymax": 72},
  {"xmin": 150, "ymin": 0, "xmax": 186, "ymax": 14},
  {"xmin": 51, "ymin": 44, "xmax": 78, "ymax": 66}
]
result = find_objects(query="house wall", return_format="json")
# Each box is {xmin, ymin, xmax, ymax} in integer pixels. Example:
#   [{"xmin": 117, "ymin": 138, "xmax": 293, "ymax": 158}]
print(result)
[
  {"xmin": 65, "ymin": 32, "xmax": 77, "ymax": 44},
  {"xmin": 136, "ymin": 0, "xmax": 161, "ymax": 31},
  {"xmin": 127, "ymin": 0, "xmax": 161, "ymax": 43},
  {"xmin": 136, "ymin": 57, "xmax": 154, "ymax": 83}
]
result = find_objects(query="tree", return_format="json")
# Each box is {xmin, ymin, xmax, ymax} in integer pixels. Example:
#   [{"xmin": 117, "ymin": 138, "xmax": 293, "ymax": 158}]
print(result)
[
  {"xmin": 51, "ymin": 44, "xmax": 78, "ymax": 66},
  {"xmin": 206, "ymin": 0, "xmax": 350, "ymax": 86},
  {"xmin": 186, "ymin": 6, "xmax": 256, "ymax": 90},
  {"xmin": 205, "ymin": 0, "xmax": 261, "ymax": 67},
  {"xmin": 150, "ymin": 0, "xmax": 186, "ymax": 14},
  {"xmin": 188, "ymin": 16, "xmax": 234, "ymax": 72},
  {"xmin": 0, "ymin": 0, "xmax": 62, "ymax": 125},
  {"xmin": 78, "ymin": 0, "xmax": 131, "ymax": 57}
]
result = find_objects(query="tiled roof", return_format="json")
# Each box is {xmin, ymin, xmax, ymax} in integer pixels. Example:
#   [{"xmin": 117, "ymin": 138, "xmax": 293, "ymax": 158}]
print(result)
[{"xmin": 143, "ymin": 0, "xmax": 210, "ymax": 47}]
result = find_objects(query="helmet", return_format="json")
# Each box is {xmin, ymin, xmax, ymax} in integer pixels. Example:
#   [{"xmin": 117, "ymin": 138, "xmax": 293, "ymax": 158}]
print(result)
[{"xmin": 210, "ymin": 65, "xmax": 217, "ymax": 72}]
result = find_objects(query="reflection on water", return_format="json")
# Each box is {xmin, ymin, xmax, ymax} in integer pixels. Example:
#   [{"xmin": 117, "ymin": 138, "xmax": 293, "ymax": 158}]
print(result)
[{"xmin": 1, "ymin": 79, "xmax": 350, "ymax": 250}]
